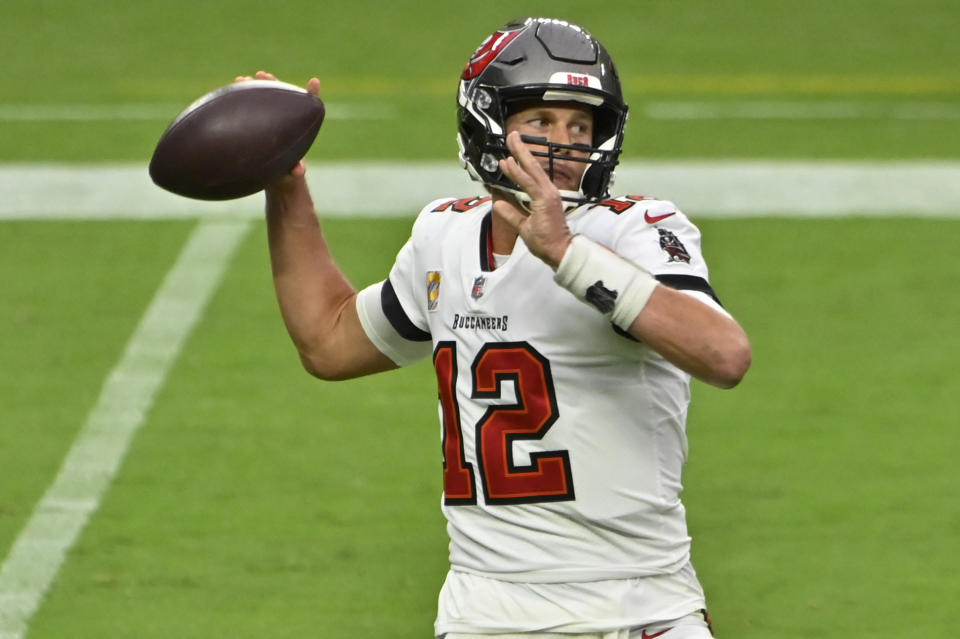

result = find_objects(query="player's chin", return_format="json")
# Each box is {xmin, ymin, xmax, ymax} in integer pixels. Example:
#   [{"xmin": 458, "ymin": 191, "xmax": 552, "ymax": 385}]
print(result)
[
  {"xmin": 549, "ymin": 163, "xmax": 587, "ymax": 192},
  {"xmin": 550, "ymin": 172, "xmax": 582, "ymax": 192}
]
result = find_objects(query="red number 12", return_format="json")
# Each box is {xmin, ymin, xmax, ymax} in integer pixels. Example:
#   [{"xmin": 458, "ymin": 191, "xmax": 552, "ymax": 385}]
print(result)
[{"xmin": 434, "ymin": 341, "xmax": 575, "ymax": 506}]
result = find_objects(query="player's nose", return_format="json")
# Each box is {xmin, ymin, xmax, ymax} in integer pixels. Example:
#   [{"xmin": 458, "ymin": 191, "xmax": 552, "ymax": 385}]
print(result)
[{"xmin": 549, "ymin": 125, "xmax": 572, "ymax": 153}]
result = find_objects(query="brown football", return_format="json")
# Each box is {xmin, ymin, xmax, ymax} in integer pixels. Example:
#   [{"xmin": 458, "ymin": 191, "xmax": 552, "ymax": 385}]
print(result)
[{"xmin": 149, "ymin": 80, "xmax": 325, "ymax": 200}]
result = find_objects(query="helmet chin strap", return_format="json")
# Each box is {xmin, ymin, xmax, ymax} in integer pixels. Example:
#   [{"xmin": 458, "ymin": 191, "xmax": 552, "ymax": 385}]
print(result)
[{"xmin": 579, "ymin": 160, "xmax": 606, "ymax": 202}]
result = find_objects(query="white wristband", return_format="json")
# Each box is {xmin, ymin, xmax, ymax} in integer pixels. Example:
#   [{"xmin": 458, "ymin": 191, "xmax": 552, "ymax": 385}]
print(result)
[{"xmin": 553, "ymin": 235, "xmax": 658, "ymax": 330}]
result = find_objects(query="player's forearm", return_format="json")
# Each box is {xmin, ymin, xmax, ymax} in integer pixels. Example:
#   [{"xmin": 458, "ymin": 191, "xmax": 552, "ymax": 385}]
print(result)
[
  {"xmin": 628, "ymin": 286, "xmax": 752, "ymax": 389},
  {"xmin": 264, "ymin": 176, "xmax": 358, "ymax": 371},
  {"xmin": 552, "ymin": 235, "xmax": 751, "ymax": 388}
]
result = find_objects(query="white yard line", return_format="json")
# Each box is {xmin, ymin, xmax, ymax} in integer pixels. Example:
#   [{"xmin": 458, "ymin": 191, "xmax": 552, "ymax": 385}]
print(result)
[
  {"xmin": 0, "ymin": 161, "xmax": 958, "ymax": 219},
  {"xmin": 0, "ymin": 219, "xmax": 251, "ymax": 639}
]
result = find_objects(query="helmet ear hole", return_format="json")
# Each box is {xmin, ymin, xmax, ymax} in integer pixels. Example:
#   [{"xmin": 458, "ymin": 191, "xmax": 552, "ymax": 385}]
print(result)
[
  {"xmin": 458, "ymin": 106, "xmax": 503, "ymax": 183},
  {"xmin": 481, "ymin": 153, "xmax": 499, "ymax": 173}
]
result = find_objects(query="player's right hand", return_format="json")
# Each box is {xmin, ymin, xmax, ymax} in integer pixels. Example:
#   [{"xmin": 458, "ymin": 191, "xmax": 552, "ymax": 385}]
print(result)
[
  {"xmin": 234, "ymin": 71, "xmax": 321, "ymax": 182},
  {"xmin": 494, "ymin": 131, "xmax": 573, "ymax": 269}
]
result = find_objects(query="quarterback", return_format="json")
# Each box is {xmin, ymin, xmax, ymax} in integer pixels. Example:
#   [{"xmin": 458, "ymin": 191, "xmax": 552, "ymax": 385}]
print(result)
[{"xmin": 254, "ymin": 16, "xmax": 751, "ymax": 639}]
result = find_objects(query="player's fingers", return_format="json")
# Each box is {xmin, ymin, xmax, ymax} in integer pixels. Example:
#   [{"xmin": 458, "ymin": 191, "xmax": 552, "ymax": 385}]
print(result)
[
  {"xmin": 306, "ymin": 77, "xmax": 321, "ymax": 97},
  {"xmin": 255, "ymin": 70, "xmax": 278, "ymax": 81},
  {"xmin": 500, "ymin": 154, "xmax": 550, "ymax": 207},
  {"xmin": 505, "ymin": 131, "xmax": 551, "ymax": 188},
  {"xmin": 290, "ymin": 160, "xmax": 307, "ymax": 178},
  {"xmin": 504, "ymin": 134, "xmax": 557, "ymax": 204},
  {"xmin": 499, "ymin": 156, "xmax": 533, "ymax": 192}
]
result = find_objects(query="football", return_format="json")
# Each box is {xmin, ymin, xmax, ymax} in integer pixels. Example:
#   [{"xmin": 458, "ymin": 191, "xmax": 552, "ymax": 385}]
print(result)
[{"xmin": 149, "ymin": 80, "xmax": 325, "ymax": 200}]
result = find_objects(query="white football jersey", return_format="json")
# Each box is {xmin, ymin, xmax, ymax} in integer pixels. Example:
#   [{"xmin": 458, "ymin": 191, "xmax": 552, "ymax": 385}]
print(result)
[{"xmin": 356, "ymin": 194, "xmax": 723, "ymax": 585}]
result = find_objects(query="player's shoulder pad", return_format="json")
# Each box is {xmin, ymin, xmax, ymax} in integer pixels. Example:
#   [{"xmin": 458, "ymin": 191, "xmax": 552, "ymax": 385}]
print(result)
[
  {"xmin": 587, "ymin": 195, "xmax": 675, "ymax": 218},
  {"xmin": 411, "ymin": 195, "xmax": 492, "ymax": 238},
  {"xmin": 424, "ymin": 195, "xmax": 492, "ymax": 215},
  {"xmin": 585, "ymin": 195, "xmax": 693, "ymax": 228}
]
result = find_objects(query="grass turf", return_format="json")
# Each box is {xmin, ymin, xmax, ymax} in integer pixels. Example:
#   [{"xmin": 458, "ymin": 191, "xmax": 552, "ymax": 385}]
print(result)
[
  {"xmin": 3, "ymin": 0, "xmax": 959, "ymax": 636},
  {"xmin": 5, "ymin": 217, "xmax": 954, "ymax": 637},
  {"xmin": 2, "ymin": 0, "xmax": 958, "ymax": 162}
]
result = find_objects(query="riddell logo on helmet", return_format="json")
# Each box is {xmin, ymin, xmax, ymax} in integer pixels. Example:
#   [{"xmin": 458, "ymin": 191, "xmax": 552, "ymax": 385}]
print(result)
[{"xmin": 547, "ymin": 71, "xmax": 602, "ymax": 90}]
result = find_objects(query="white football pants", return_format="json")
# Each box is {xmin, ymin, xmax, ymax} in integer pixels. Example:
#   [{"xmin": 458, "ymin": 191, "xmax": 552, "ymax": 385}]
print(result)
[{"xmin": 440, "ymin": 609, "xmax": 714, "ymax": 639}]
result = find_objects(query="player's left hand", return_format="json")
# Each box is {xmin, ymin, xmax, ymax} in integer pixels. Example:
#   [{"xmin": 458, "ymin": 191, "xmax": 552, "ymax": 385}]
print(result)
[{"xmin": 493, "ymin": 131, "xmax": 573, "ymax": 269}]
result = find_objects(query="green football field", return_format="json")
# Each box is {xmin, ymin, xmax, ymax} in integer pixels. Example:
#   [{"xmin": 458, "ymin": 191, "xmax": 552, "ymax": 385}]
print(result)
[{"xmin": 2, "ymin": 1, "xmax": 959, "ymax": 637}]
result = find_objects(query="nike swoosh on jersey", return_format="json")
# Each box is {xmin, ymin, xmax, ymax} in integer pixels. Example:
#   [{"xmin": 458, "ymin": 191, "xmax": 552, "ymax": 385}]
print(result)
[
  {"xmin": 641, "ymin": 629, "xmax": 673, "ymax": 639},
  {"xmin": 644, "ymin": 210, "xmax": 677, "ymax": 223}
]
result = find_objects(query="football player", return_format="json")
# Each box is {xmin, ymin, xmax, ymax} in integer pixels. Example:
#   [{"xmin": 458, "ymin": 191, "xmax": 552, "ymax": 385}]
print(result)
[{"xmin": 255, "ymin": 16, "xmax": 751, "ymax": 639}]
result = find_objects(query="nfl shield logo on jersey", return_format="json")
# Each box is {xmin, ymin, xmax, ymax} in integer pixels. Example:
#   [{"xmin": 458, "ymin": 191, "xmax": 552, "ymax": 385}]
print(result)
[
  {"xmin": 471, "ymin": 276, "xmax": 486, "ymax": 300},
  {"xmin": 426, "ymin": 271, "xmax": 442, "ymax": 311}
]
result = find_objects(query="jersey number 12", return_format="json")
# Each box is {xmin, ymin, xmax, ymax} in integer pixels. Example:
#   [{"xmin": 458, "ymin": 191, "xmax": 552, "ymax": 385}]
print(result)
[{"xmin": 434, "ymin": 341, "xmax": 575, "ymax": 506}]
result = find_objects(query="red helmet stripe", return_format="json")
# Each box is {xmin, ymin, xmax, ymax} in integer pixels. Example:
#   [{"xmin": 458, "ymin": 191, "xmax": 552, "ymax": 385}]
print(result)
[{"xmin": 462, "ymin": 28, "xmax": 524, "ymax": 80}]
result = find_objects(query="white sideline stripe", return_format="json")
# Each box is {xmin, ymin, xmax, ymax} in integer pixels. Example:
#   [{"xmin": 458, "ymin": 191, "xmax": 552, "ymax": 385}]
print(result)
[
  {"xmin": 643, "ymin": 100, "xmax": 960, "ymax": 120},
  {"xmin": 0, "ymin": 102, "xmax": 394, "ymax": 122},
  {"xmin": 1, "ymin": 161, "xmax": 958, "ymax": 219},
  {"xmin": 0, "ymin": 219, "xmax": 251, "ymax": 639}
]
